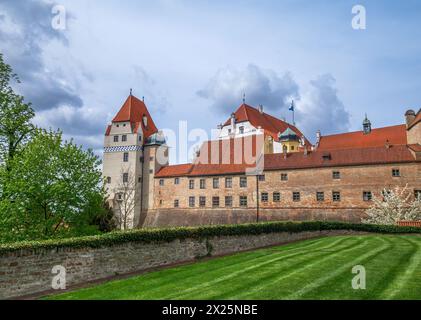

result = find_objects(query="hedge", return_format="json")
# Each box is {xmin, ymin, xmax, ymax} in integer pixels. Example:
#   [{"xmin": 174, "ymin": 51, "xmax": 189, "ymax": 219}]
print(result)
[{"xmin": 0, "ymin": 221, "xmax": 420, "ymax": 254}]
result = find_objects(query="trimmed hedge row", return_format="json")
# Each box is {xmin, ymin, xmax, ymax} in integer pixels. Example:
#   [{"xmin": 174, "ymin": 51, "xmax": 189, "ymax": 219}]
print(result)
[{"xmin": 0, "ymin": 221, "xmax": 420, "ymax": 254}]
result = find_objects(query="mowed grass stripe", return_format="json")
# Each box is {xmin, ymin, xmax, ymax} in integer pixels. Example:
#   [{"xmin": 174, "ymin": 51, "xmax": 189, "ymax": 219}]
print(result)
[
  {"xmin": 229, "ymin": 236, "xmax": 373, "ymax": 300},
  {"xmin": 286, "ymin": 236, "xmax": 393, "ymax": 299},
  {"xmin": 45, "ymin": 235, "xmax": 421, "ymax": 300},
  {"xmin": 49, "ymin": 235, "xmax": 336, "ymax": 300},
  {"xmin": 163, "ymin": 236, "xmax": 355, "ymax": 300},
  {"xmin": 379, "ymin": 236, "xmax": 421, "ymax": 300}
]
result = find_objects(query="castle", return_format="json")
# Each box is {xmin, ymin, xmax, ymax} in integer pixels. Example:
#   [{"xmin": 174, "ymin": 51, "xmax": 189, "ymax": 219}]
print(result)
[{"xmin": 103, "ymin": 93, "xmax": 421, "ymax": 228}]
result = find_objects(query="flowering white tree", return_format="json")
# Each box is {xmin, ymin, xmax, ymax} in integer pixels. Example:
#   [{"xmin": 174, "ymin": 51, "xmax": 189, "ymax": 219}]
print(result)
[{"xmin": 363, "ymin": 185, "xmax": 421, "ymax": 225}]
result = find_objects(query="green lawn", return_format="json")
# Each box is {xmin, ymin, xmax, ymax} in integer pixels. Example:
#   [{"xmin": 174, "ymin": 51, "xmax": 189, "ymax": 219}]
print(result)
[{"xmin": 46, "ymin": 235, "xmax": 421, "ymax": 300}]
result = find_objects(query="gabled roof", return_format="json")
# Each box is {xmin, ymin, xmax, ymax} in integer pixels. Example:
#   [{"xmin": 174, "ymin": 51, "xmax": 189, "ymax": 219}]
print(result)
[
  {"xmin": 222, "ymin": 103, "xmax": 311, "ymax": 146},
  {"xmin": 317, "ymin": 124, "xmax": 407, "ymax": 151},
  {"xmin": 110, "ymin": 94, "xmax": 158, "ymax": 139}
]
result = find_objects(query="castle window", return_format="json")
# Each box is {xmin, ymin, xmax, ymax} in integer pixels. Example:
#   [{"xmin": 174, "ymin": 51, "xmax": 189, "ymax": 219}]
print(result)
[
  {"xmin": 107, "ymin": 177, "xmax": 111, "ymax": 184},
  {"xmin": 189, "ymin": 179, "xmax": 195, "ymax": 189},
  {"xmin": 239, "ymin": 196, "xmax": 248, "ymax": 207},
  {"xmin": 212, "ymin": 197, "xmax": 220, "ymax": 208},
  {"xmin": 189, "ymin": 196, "xmax": 195, "ymax": 207},
  {"xmin": 123, "ymin": 152, "xmax": 129, "ymax": 162},
  {"xmin": 291, "ymin": 146, "xmax": 295, "ymax": 151},
  {"xmin": 332, "ymin": 191, "xmax": 341, "ymax": 202},
  {"xmin": 149, "ymin": 169, "xmax": 153, "ymax": 174},
  {"xmin": 281, "ymin": 173, "xmax": 288, "ymax": 181},
  {"xmin": 199, "ymin": 196, "xmax": 206, "ymax": 207},
  {"xmin": 392, "ymin": 169, "xmax": 401, "ymax": 177},
  {"xmin": 213, "ymin": 178, "xmax": 219, "ymax": 189},
  {"xmin": 122, "ymin": 135, "xmax": 127, "ymax": 142},
  {"xmin": 240, "ymin": 177, "xmax": 247, "ymax": 188},
  {"xmin": 225, "ymin": 196, "xmax": 233, "ymax": 207},
  {"xmin": 415, "ymin": 190, "xmax": 421, "ymax": 200},
  {"xmin": 123, "ymin": 173, "xmax": 129, "ymax": 183},
  {"xmin": 273, "ymin": 192, "xmax": 281, "ymax": 202},
  {"xmin": 138, "ymin": 177, "xmax": 142, "ymax": 183},
  {"xmin": 159, "ymin": 179, "xmax": 164, "ymax": 186},
  {"xmin": 114, "ymin": 135, "xmax": 119, "ymax": 142},
  {"xmin": 174, "ymin": 199, "xmax": 179, "ymax": 208},
  {"xmin": 239, "ymin": 126, "xmax": 244, "ymax": 134},
  {"xmin": 225, "ymin": 177, "xmax": 233, "ymax": 188},
  {"xmin": 363, "ymin": 191, "xmax": 372, "ymax": 201},
  {"xmin": 332, "ymin": 171, "xmax": 341, "ymax": 179},
  {"xmin": 174, "ymin": 178, "xmax": 180, "ymax": 185},
  {"xmin": 261, "ymin": 192, "xmax": 268, "ymax": 202},
  {"xmin": 258, "ymin": 175, "xmax": 265, "ymax": 182},
  {"xmin": 139, "ymin": 135, "xmax": 142, "ymax": 142},
  {"xmin": 293, "ymin": 192, "xmax": 300, "ymax": 202},
  {"xmin": 316, "ymin": 192, "xmax": 325, "ymax": 202},
  {"xmin": 200, "ymin": 179, "xmax": 206, "ymax": 189}
]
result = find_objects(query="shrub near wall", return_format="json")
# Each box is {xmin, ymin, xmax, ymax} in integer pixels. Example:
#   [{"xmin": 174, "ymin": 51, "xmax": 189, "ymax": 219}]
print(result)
[{"xmin": 1, "ymin": 221, "xmax": 421, "ymax": 299}]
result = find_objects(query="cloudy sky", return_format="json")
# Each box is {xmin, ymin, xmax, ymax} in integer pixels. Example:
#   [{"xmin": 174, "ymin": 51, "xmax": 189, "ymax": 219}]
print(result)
[{"xmin": 1, "ymin": 0, "xmax": 420, "ymax": 164}]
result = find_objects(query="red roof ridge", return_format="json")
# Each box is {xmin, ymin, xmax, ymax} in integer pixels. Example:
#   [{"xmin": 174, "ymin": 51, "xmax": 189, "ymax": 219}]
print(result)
[{"xmin": 320, "ymin": 124, "xmax": 406, "ymax": 138}]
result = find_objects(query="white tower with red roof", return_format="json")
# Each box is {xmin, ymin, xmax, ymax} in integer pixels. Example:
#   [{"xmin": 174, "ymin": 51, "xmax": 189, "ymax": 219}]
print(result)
[{"xmin": 103, "ymin": 92, "xmax": 168, "ymax": 229}]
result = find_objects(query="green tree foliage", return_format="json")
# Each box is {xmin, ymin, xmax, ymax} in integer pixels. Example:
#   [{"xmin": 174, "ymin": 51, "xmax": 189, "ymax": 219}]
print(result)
[{"xmin": 0, "ymin": 129, "xmax": 105, "ymax": 242}]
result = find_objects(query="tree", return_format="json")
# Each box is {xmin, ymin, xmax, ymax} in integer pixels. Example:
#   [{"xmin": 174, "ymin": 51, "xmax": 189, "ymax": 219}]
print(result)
[
  {"xmin": 363, "ymin": 185, "xmax": 421, "ymax": 225},
  {"xmin": 112, "ymin": 168, "xmax": 139, "ymax": 230},
  {"xmin": 0, "ymin": 129, "xmax": 105, "ymax": 242},
  {"xmin": 0, "ymin": 53, "xmax": 35, "ymax": 170}
]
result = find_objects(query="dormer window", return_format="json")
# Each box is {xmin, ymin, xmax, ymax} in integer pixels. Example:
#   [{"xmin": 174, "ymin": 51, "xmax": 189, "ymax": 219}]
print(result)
[
  {"xmin": 239, "ymin": 126, "xmax": 244, "ymax": 134},
  {"xmin": 143, "ymin": 114, "xmax": 148, "ymax": 127}
]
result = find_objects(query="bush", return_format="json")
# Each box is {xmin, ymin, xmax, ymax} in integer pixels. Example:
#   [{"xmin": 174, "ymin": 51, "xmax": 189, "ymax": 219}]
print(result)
[{"xmin": 0, "ymin": 220, "xmax": 420, "ymax": 254}]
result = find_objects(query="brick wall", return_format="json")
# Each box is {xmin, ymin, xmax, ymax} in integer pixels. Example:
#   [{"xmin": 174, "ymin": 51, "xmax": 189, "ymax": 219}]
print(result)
[{"xmin": 0, "ymin": 230, "xmax": 362, "ymax": 299}]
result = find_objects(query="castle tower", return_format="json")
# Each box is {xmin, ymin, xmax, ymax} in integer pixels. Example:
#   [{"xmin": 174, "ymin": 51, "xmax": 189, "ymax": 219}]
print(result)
[{"xmin": 103, "ymin": 93, "xmax": 168, "ymax": 229}]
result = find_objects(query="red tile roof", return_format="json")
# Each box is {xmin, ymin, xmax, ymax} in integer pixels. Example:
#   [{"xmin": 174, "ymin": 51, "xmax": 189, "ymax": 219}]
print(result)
[
  {"xmin": 155, "ymin": 145, "xmax": 418, "ymax": 178},
  {"xmin": 317, "ymin": 124, "xmax": 407, "ymax": 151},
  {"xmin": 408, "ymin": 109, "xmax": 421, "ymax": 129},
  {"xmin": 223, "ymin": 104, "xmax": 311, "ymax": 146},
  {"xmin": 110, "ymin": 94, "xmax": 158, "ymax": 139}
]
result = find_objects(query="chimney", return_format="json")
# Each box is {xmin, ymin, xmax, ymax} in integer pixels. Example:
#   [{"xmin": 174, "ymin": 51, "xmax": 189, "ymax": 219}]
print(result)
[
  {"xmin": 405, "ymin": 109, "xmax": 416, "ymax": 128},
  {"xmin": 315, "ymin": 130, "xmax": 321, "ymax": 148},
  {"xmin": 258, "ymin": 104, "xmax": 264, "ymax": 114},
  {"xmin": 230, "ymin": 113, "xmax": 236, "ymax": 133},
  {"xmin": 142, "ymin": 114, "xmax": 148, "ymax": 127}
]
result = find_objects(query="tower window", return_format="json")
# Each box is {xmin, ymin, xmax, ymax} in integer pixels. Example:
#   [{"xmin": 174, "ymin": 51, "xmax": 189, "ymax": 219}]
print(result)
[
  {"xmin": 225, "ymin": 196, "xmax": 233, "ymax": 207},
  {"xmin": 213, "ymin": 178, "xmax": 219, "ymax": 189},
  {"xmin": 159, "ymin": 179, "xmax": 164, "ymax": 186},
  {"xmin": 261, "ymin": 192, "xmax": 268, "ymax": 202},
  {"xmin": 363, "ymin": 191, "xmax": 372, "ymax": 201},
  {"xmin": 174, "ymin": 178, "xmax": 180, "ymax": 185},
  {"xmin": 239, "ymin": 196, "xmax": 248, "ymax": 207},
  {"xmin": 114, "ymin": 135, "xmax": 119, "ymax": 142},
  {"xmin": 332, "ymin": 171, "xmax": 341, "ymax": 179},
  {"xmin": 122, "ymin": 135, "xmax": 127, "ymax": 142},
  {"xmin": 225, "ymin": 177, "xmax": 232, "ymax": 188},
  {"xmin": 199, "ymin": 196, "xmax": 206, "ymax": 207},
  {"xmin": 212, "ymin": 196, "xmax": 220, "ymax": 208},
  {"xmin": 333, "ymin": 191, "xmax": 341, "ymax": 202},
  {"xmin": 273, "ymin": 192, "xmax": 281, "ymax": 202},
  {"xmin": 316, "ymin": 192, "xmax": 325, "ymax": 202},
  {"xmin": 291, "ymin": 146, "xmax": 295, "ymax": 151},
  {"xmin": 189, "ymin": 179, "xmax": 195, "ymax": 189},
  {"xmin": 392, "ymin": 169, "xmax": 400, "ymax": 177},
  {"xmin": 240, "ymin": 177, "xmax": 247, "ymax": 188},
  {"xmin": 123, "ymin": 152, "xmax": 129, "ymax": 162},
  {"xmin": 123, "ymin": 173, "xmax": 129, "ymax": 183},
  {"xmin": 293, "ymin": 192, "xmax": 300, "ymax": 202}
]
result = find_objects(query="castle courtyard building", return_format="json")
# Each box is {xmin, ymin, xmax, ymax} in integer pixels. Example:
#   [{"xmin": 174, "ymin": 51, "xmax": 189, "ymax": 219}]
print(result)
[{"xmin": 103, "ymin": 94, "xmax": 421, "ymax": 228}]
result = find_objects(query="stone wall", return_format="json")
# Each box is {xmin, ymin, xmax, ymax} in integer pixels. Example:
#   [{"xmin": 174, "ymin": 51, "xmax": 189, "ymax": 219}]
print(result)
[{"xmin": 0, "ymin": 230, "xmax": 361, "ymax": 299}]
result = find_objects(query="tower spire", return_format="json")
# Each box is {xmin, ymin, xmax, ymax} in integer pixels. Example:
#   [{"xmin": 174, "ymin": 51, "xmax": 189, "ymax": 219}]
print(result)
[
  {"xmin": 130, "ymin": 88, "xmax": 132, "ymax": 96},
  {"xmin": 242, "ymin": 92, "xmax": 246, "ymax": 104}
]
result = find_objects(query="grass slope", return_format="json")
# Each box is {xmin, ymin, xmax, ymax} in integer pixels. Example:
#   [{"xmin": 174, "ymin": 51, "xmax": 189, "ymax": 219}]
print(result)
[{"xmin": 46, "ymin": 235, "xmax": 421, "ymax": 300}]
